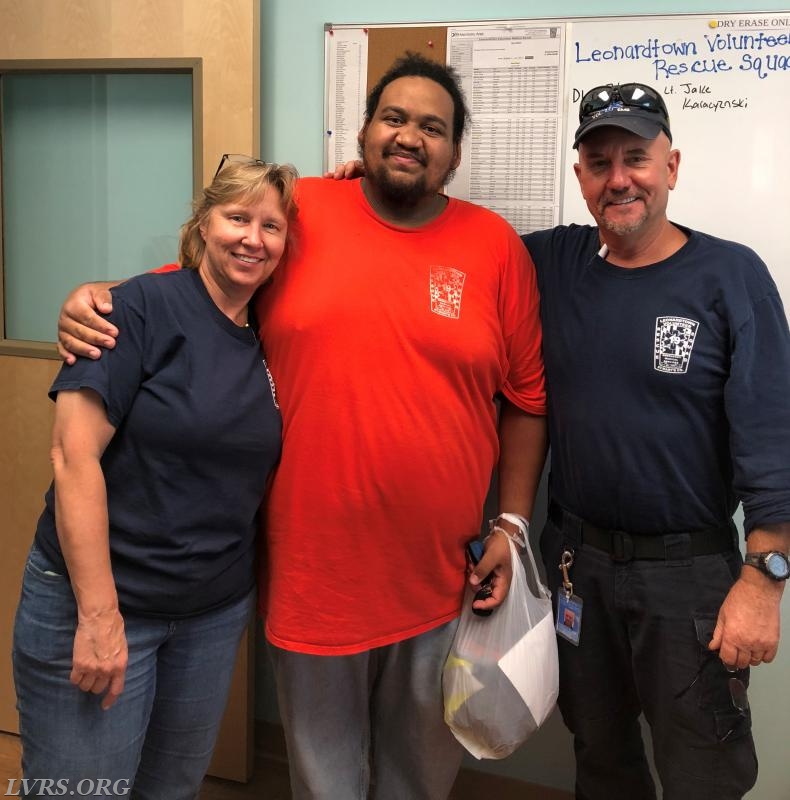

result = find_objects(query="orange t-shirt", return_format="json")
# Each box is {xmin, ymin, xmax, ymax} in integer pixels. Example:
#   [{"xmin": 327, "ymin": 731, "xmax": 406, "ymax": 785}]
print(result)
[{"xmin": 256, "ymin": 178, "xmax": 545, "ymax": 655}]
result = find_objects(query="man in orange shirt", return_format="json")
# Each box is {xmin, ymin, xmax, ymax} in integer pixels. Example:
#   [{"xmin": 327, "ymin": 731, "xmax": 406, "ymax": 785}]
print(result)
[{"xmin": 56, "ymin": 53, "xmax": 547, "ymax": 799}]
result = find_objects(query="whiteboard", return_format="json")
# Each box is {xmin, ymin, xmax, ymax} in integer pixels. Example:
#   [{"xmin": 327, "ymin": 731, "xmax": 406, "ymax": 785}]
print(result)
[
  {"xmin": 563, "ymin": 13, "xmax": 790, "ymax": 307},
  {"xmin": 324, "ymin": 11, "xmax": 790, "ymax": 310}
]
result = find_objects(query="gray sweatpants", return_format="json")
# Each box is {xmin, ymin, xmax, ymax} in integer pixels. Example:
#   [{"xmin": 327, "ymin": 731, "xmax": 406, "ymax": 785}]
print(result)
[{"xmin": 268, "ymin": 619, "xmax": 464, "ymax": 800}]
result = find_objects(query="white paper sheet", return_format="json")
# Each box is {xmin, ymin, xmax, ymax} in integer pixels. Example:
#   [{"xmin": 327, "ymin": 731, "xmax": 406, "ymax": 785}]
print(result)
[
  {"xmin": 446, "ymin": 24, "xmax": 565, "ymax": 234},
  {"xmin": 498, "ymin": 612, "xmax": 559, "ymax": 726},
  {"xmin": 324, "ymin": 27, "xmax": 369, "ymax": 171}
]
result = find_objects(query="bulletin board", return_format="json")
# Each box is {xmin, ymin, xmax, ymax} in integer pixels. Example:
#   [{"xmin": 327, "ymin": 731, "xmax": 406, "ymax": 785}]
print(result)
[{"xmin": 324, "ymin": 13, "xmax": 790, "ymax": 309}]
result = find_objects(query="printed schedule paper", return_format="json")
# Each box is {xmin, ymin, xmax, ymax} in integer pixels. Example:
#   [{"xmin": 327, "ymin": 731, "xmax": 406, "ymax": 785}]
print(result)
[{"xmin": 446, "ymin": 24, "xmax": 565, "ymax": 234}]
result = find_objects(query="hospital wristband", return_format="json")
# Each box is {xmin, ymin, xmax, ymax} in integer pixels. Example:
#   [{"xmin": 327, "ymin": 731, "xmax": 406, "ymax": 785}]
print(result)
[{"xmin": 487, "ymin": 513, "xmax": 529, "ymax": 549}]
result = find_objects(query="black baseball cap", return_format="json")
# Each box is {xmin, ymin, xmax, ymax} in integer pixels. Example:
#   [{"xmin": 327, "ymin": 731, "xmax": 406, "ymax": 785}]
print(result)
[{"xmin": 573, "ymin": 83, "xmax": 672, "ymax": 148}]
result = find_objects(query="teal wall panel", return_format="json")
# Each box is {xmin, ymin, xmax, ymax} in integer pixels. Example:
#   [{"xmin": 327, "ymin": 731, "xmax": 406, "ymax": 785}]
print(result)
[{"xmin": 2, "ymin": 72, "xmax": 192, "ymax": 342}]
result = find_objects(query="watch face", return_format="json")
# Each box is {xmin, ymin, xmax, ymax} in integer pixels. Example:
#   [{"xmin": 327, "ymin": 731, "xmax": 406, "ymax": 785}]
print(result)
[{"xmin": 765, "ymin": 552, "xmax": 790, "ymax": 580}]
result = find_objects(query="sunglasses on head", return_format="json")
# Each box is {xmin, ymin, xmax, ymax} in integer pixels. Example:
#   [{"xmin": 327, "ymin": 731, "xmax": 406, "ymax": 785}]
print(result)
[
  {"xmin": 578, "ymin": 83, "xmax": 669, "ymax": 122},
  {"xmin": 213, "ymin": 153, "xmax": 267, "ymax": 180}
]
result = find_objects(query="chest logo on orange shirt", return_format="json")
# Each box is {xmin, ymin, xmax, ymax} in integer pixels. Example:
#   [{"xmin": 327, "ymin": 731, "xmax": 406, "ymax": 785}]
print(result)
[{"xmin": 429, "ymin": 265, "xmax": 466, "ymax": 320}]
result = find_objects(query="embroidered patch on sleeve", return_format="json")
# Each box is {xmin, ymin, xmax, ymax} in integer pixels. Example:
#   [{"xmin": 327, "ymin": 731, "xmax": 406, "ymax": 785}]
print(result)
[
  {"xmin": 429, "ymin": 265, "xmax": 466, "ymax": 319},
  {"xmin": 654, "ymin": 316, "xmax": 699, "ymax": 374}
]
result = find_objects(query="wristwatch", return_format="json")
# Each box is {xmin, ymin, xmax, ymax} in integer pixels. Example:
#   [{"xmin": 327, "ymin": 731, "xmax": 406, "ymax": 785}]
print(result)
[{"xmin": 744, "ymin": 551, "xmax": 790, "ymax": 581}]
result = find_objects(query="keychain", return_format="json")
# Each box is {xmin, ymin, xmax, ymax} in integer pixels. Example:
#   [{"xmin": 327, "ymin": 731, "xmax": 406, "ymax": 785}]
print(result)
[{"xmin": 555, "ymin": 548, "xmax": 583, "ymax": 646}]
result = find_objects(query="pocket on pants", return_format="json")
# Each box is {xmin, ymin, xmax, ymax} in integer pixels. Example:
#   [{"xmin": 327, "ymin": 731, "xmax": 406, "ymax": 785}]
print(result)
[
  {"xmin": 25, "ymin": 542, "xmax": 68, "ymax": 582},
  {"xmin": 693, "ymin": 616, "xmax": 752, "ymax": 741},
  {"xmin": 14, "ymin": 545, "xmax": 78, "ymax": 665}
]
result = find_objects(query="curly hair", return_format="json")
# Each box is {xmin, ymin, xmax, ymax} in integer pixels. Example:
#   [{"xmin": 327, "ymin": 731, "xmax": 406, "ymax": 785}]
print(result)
[{"xmin": 364, "ymin": 52, "xmax": 469, "ymax": 144}]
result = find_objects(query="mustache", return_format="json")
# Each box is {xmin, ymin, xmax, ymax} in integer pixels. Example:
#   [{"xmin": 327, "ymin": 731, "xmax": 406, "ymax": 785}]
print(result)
[
  {"xmin": 602, "ymin": 191, "xmax": 645, "ymax": 206},
  {"xmin": 384, "ymin": 148, "xmax": 426, "ymax": 166}
]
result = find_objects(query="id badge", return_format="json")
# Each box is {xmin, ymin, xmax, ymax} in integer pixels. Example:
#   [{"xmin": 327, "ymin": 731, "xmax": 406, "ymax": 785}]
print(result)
[{"xmin": 556, "ymin": 590, "xmax": 583, "ymax": 646}]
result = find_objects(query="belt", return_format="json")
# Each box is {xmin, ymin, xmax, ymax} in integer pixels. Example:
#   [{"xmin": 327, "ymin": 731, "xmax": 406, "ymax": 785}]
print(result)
[{"xmin": 548, "ymin": 503, "xmax": 737, "ymax": 562}]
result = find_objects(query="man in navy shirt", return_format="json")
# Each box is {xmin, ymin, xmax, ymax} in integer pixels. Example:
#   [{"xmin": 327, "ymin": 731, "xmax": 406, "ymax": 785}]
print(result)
[{"xmin": 524, "ymin": 82, "xmax": 790, "ymax": 799}]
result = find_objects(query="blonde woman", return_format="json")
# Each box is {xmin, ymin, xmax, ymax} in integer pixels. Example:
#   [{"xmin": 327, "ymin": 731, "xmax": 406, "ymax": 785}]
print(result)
[{"xmin": 13, "ymin": 157, "xmax": 297, "ymax": 800}]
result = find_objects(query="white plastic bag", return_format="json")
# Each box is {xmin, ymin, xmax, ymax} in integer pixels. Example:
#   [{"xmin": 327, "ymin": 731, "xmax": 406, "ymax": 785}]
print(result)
[{"xmin": 442, "ymin": 536, "xmax": 559, "ymax": 759}]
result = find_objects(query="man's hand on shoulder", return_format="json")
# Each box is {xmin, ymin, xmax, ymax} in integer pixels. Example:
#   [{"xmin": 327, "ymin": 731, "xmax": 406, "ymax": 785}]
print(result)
[
  {"xmin": 322, "ymin": 160, "xmax": 365, "ymax": 180},
  {"xmin": 57, "ymin": 282, "xmax": 120, "ymax": 364}
]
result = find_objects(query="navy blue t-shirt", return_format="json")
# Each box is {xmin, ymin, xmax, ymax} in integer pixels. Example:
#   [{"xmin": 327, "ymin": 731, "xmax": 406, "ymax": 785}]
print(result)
[
  {"xmin": 35, "ymin": 268, "xmax": 282, "ymax": 617},
  {"xmin": 524, "ymin": 224, "xmax": 790, "ymax": 535}
]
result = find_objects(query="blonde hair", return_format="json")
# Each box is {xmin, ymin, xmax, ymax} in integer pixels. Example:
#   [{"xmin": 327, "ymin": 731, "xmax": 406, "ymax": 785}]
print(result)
[{"xmin": 179, "ymin": 160, "xmax": 299, "ymax": 268}]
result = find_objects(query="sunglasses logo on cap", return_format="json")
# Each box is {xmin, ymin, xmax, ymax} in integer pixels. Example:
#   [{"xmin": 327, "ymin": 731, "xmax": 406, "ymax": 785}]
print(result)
[{"xmin": 579, "ymin": 83, "xmax": 669, "ymax": 123}]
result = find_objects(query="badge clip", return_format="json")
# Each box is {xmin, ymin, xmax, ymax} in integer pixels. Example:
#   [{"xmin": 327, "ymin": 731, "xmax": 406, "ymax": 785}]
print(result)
[{"xmin": 556, "ymin": 548, "xmax": 583, "ymax": 646}]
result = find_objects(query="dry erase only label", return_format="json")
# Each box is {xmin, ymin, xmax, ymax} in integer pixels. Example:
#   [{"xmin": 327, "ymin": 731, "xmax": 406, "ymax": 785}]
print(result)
[{"xmin": 709, "ymin": 17, "xmax": 790, "ymax": 28}]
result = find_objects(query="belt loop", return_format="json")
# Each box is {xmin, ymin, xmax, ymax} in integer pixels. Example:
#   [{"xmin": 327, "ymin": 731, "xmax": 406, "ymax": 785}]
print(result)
[
  {"xmin": 611, "ymin": 531, "xmax": 634, "ymax": 562},
  {"xmin": 552, "ymin": 502, "xmax": 581, "ymax": 549},
  {"xmin": 664, "ymin": 532, "xmax": 692, "ymax": 560},
  {"xmin": 571, "ymin": 514, "xmax": 583, "ymax": 548}
]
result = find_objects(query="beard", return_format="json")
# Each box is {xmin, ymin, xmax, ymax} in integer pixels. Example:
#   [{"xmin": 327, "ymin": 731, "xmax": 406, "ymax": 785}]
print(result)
[
  {"xmin": 367, "ymin": 160, "xmax": 429, "ymax": 206},
  {"xmin": 598, "ymin": 198, "xmax": 648, "ymax": 236},
  {"xmin": 360, "ymin": 148, "xmax": 455, "ymax": 208},
  {"xmin": 600, "ymin": 214, "xmax": 648, "ymax": 236}
]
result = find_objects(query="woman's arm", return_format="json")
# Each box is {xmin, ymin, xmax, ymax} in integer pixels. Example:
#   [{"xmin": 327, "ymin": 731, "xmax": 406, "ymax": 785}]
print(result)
[{"xmin": 51, "ymin": 388, "xmax": 126, "ymax": 710}]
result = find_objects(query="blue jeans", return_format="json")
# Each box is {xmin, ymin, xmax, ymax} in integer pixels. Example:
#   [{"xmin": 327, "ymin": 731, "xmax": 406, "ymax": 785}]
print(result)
[{"xmin": 12, "ymin": 544, "xmax": 254, "ymax": 800}]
